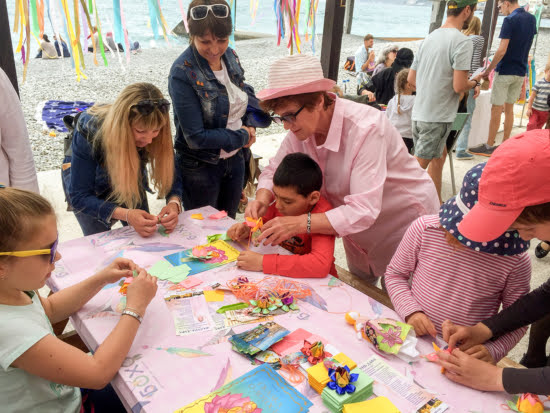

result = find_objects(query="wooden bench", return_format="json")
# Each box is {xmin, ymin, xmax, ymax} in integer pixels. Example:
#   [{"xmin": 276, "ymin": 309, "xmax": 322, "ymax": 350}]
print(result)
[{"xmin": 335, "ymin": 265, "xmax": 524, "ymax": 370}]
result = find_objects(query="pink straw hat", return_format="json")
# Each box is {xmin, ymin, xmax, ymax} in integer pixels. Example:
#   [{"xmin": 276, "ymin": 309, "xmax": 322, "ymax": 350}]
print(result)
[{"xmin": 256, "ymin": 54, "xmax": 336, "ymax": 101}]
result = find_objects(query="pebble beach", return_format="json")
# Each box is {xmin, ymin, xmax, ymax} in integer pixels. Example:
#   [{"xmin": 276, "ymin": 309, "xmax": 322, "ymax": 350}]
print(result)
[{"xmin": 17, "ymin": 30, "xmax": 548, "ymax": 172}]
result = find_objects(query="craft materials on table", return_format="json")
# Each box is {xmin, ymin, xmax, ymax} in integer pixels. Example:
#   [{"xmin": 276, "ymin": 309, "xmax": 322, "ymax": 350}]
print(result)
[
  {"xmin": 321, "ymin": 366, "xmax": 374, "ymax": 413},
  {"xmin": 208, "ymin": 210, "xmax": 228, "ymax": 220},
  {"xmin": 175, "ymin": 364, "xmax": 313, "ymax": 412},
  {"xmin": 346, "ymin": 312, "xmax": 419, "ymax": 362},
  {"xmin": 229, "ymin": 322, "xmax": 290, "ymax": 358},
  {"xmin": 307, "ymin": 353, "xmax": 357, "ymax": 394},
  {"xmin": 148, "ymin": 259, "xmax": 191, "ymax": 284},
  {"xmin": 245, "ymin": 217, "xmax": 263, "ymax": 247},
  {"xmin": 342, "ymin": 396, "xmax": 400, "ymax": 413},
  {"xmin": 164, "ymin": 240, "xmax": 239, "ymax": 276},
  {"xmin": 358, "ymin": 356, "xmax": 449, "ymax": 413},
  {"xmin": 508, "ymin": 393, "xmax": 547, "ymax": 413}
]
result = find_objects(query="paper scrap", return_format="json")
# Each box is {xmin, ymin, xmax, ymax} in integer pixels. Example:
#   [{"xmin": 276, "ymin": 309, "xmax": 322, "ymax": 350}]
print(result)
[
  {"xmin": 148, "ymin": 260, "xmax": 191, "ymax": 283},
  {"xmin": 208, "ymin": 210, "xmax": 227, "ymax": 220},
  {"xmin": 206, "ymin": 233, "xmax": 230, "ymax": 243},
  {"xmin": 204, "ymin": 290, "xmax": 225, "ymax": 302},
  {"xmin": 158, "ymin": 225, "xmax": 169, "ymax": 237},
  {"xmin": 179, "ymin": 277, "xmax": 203, "ymax": 290},
  {"xmin": 191, "ymin": 213, "xmax": 204, "ymax": 220}
]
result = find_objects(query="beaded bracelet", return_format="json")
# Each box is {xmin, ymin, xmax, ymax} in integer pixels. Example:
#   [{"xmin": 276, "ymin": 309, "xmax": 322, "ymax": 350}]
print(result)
[{"xmin": 307, "ymin": 212, "xmax": 311, "ymax": 234}]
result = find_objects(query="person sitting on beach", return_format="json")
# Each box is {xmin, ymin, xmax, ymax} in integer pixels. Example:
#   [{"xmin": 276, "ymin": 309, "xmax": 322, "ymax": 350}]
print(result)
[
  {"xmin": 228, "ymin": 153, "xmax": 337, "ymax": 278},
  {"xmin": 0, "ymin": 187, "xmax": 158, "ymax": 412},
  {"xmin": 370, "ymin": 47, "xmax": 414, "ymax": 105},
  {"xmin": 64, "ymin": 83, "xmax": 179, "ymax": 237},
  {"xmin": 53, "ymin": 35, "xmax": 71, "ymax": 57},
  {"xmin": 247, "ymin": 54, "xmax": 439, "ymax": 286},
  {"xmin": 372, "ymin": 45, "xmax": 398, "ymax": 76},
  {"xmin": 37, "ymin": 34, "xmax": 58, "ymax": 59},
  {"xmin": 386, "ymin": 68, "xmax": 416, "ymax": 153},
  {"xmin": 385, "ymin": 162, "xmax": 531, "ymax": 364},
  {"xmin": 167, "ymin": 0, "xmax": 270, "ymax": 219}
]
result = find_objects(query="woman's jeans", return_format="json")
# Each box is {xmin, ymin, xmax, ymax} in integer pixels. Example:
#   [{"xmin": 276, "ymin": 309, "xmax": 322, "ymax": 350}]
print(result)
[
  {"xmin": 178, "ymin": 150, "xmax": 245, "ymax": 219},
  {"xmin": 455, "ymin": 88, "xmax": 477, "ymax": 153}
]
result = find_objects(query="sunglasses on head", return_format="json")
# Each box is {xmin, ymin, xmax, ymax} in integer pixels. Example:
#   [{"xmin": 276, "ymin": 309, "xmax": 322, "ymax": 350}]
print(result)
[
  {"xmin": 132, "ymin": 99, "xmax": 171, "ymax": 115},
  {"xmin": 271, "ymin": 104, "xmax": 306, "ymax": 126},
  {"xmin": 0, "ymin": 236, "xmax": 59, "ymax": 264},
  {"xmin": 190, "ymin": 4, "xmax": 230, "ymax": 20}
]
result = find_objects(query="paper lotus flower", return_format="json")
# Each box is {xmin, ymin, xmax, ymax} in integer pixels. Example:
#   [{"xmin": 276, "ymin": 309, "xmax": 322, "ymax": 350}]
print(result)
[
  {"xmin": 301, "ymin": 340, "xmax": 332, "ymax": 365},
  {"xmin": 250, "ymin": 296, "xmax": 282, "ymax": 315},
  {"xmin": 516, "ymin": 393, "xmax": 544, "ymax": 413},
  {"xmin": 191, "ymin": 246, "xmax": 213, "ymax": 260},
  {"xmin": 204, "ymin": 393, "xmax": 261, "ymax": 413},
  {"xmin": 327, "ymin": 366, "xmax": 359, "ymax": 395},
  {"xmin": 280, "ymin": 292, "xmax": 299, "ymax": 312}
]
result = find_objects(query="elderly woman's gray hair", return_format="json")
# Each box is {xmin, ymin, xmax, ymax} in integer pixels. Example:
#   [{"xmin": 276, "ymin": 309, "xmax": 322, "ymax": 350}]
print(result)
[{"xmin": 376, "ymin": 44, "xmax": 399, "ymax": 65}]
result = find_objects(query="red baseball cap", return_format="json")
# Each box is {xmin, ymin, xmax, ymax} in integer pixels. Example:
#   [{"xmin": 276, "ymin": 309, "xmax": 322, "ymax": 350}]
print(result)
[{"xmin": 458, "ymin": 130, "xmax": 550, "ymax": 242}]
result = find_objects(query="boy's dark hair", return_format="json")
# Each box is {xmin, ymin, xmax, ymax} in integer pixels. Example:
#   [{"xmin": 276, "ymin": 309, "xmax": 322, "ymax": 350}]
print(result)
[
  {"xmin": 447, "ymin": 2, "xmax": 475, "ymax": 17},
  {"xmin": 273, "ymin": 153, "xmax": 323, "ymax": 197},
  {"xmin": 364, "ymin": 34, "xmax": 373, "ymax": 42},
  {"xmin": 515, "ymin": 202, "xmax": 550, "ymax": 225}
]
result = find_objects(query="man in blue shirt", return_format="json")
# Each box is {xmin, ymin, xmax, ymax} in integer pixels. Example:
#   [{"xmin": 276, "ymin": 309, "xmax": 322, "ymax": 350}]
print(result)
[{"xmin": 469, "ymin": 0, "xmax": 536, "ymax": 156}]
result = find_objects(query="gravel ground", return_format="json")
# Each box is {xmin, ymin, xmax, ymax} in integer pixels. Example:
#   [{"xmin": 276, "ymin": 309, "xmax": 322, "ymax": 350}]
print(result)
[{"xmin": 17, "ymin": 31, "xmax": 548, "ymax": 171}]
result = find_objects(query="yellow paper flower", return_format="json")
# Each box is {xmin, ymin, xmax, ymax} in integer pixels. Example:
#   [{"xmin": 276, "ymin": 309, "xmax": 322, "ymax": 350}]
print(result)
[
  {"xmin": 516, "ymin": 393, "xmax": 544, "ymax": 413},
  {"xmin": 335, "ymin": 367, "xmax": 350, "ymax": 388},
  {"xmin": 310, "ymin": 341, "xmax": 325, "ymax": 358}
]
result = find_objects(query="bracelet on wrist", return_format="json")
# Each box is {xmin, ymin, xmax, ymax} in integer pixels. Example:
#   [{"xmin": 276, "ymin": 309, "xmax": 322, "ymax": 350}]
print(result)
[
  {"xmin": 125, "ymin": 208, "xmax": 132, "ymax": 225},
  {"xmin": 122, "ymin": 308, "xmax": 143, "ymax": 324},
  {"xmin": 306, "ymin": 212, "xmax": 311, "ymax": 234}
]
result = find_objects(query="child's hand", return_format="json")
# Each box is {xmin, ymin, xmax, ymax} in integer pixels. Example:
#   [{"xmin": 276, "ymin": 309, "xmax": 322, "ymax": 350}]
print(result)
[
  {"xmin": 236, "ymin": 251, "xmax": 263, "ymax": 272},
  {"xmin": 464, "ymin": 344, "xmax": 495, "ymax": 364},
  {"xmin": 406, "ymin": 311, "xmax": 437, "ymax": 337},
  {"xmin": 442, "ymin": 320, "xmax": 493, "ymax": 350},
  {"xmin": 526, "ymin": 107, "xmax": 532, "ymax": 118},
  {"xmin": 97, "ymin": 258, "xmax": 137, "ymax": 284},
  {"xmin": 227, "ymin": 222, "xmax": 250, "ymax": 241},
  {"xmin": 125, "ymin": 269, "xmax": 158, "ymax": 316}
]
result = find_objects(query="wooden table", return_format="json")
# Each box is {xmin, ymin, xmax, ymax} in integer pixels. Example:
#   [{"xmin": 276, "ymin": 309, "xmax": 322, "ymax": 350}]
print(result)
[{"xmin": 49, "ymin": 206, "xmax": 513, "ymax": 412}]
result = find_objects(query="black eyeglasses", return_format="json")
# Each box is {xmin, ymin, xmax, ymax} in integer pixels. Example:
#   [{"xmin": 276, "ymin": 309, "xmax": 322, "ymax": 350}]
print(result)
[
  {"xmin": 271, "ymin": 104, "xmax": 306, "ymax": 125},
  {"xmin": 132, "ymin": 99, "xmax": 171, "ymax": 115},
  {"xmin": 190, "ymin": 4, "xmax": 230, "ymax": 20}
]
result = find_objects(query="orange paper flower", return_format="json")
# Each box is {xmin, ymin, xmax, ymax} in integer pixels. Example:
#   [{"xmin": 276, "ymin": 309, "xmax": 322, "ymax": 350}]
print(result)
[{"xmin": 516, "ymin": 393, "xmax": 544, "ymax": 413}]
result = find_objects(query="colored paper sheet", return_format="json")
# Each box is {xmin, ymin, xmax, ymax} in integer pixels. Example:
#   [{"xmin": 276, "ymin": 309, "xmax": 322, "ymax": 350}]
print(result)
[
  {"xmin": 208, "ymin": 210, "xmax": 228, "ymax": 220},
  {"xmin": 270, "ymin": 328, "xmax": 326, "ymax": 357},
  {"xmin": 158, "ymin": 225, "xmax": 169, "ymax": 237},
  {"xmin": 191, "ymin": 213, "xmax": 204, "ymax": 220},
  {"xmin": 148, "ymin": 260, "xmax": 191, "ymax": 283},
  {"xmin": 204, "ymin": 290, "xmax": 225, "ymax": 302},
  {"xmin": 206, "ymin": 233, "xmax": 230, "ymax": 243},
  {"xmin": 175, "ymin": 364, "xmax": 313, "ymax": 413},
  {"xmin": 164, "ymin": 294, "xmax": 226, "ymax": 336},
  {"xmin": 163, "ymin": 240, "xmax": 239, "ymax": 276},
  {"xmin": 343, "ymin": 396, "xmax": 399, "ymax": 413}
]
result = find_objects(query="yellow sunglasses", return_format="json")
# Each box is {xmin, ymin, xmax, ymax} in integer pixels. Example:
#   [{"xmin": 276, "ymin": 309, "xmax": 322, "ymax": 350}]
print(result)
[{"xmin": 0, "ymin": 237, "xmax": 58, "ymax": 264}]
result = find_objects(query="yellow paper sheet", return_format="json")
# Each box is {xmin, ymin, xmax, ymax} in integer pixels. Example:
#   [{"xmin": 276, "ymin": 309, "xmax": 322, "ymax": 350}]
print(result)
[
  {"xmin": 343, "ymin": 396, "xmax": 400, "ymax": 413},
  {"xmin": 204, "ymin": 290, "xmax": 225, "ymax": 302},
  {"xmin": 191, "ymin": 213, "xmax": 204, "ymax": 220}
]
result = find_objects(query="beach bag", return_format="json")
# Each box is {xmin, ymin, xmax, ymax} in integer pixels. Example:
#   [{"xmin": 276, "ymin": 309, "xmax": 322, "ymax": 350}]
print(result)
[{"xmin": 344, "ymin": 56, "xmax": 355, "ymax": 72}]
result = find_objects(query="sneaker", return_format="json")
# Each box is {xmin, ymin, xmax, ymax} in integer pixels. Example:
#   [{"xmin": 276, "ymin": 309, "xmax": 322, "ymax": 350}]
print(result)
[
  {"xmin": 455, "ymin": 151, "xmax": 474, "ymax": 160},
  {"xmin": 535, "ymin": 242, "xmax": 550, "ymax": 259},
  {"xmin": 468, "ymin": 143, "xmax": 497, "ymax": 157}
]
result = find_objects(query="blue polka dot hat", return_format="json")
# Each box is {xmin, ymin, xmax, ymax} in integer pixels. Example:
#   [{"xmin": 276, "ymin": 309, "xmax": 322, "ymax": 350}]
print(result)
[{"xmin": 439, "ymin": 162, "xmax": 529, "ymax": 256}]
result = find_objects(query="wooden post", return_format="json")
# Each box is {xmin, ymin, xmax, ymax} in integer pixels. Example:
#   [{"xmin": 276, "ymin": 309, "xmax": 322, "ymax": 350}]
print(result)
[
  {"xmin": 344, "ymin": 0, "xmax": 355, "ymax": 35},
  {"xmin": 0, "ymin": 0, "xmax": 19, "ymax": 96},
  {"xmin": 480, "ymin": 0, "xmax": 499, "ymax": 65},
  {"xmin": 320, "ymin": 0, "xmax": 346, "ymax": 81},
  {"xmin": 429, "ymin": 0, "xmax": 447, "ymax": 33}
]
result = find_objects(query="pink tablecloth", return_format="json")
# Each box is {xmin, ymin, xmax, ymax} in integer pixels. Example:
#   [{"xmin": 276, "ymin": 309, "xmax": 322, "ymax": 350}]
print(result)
[{"xmin": 49, "ymin": 206, "xmax": 510, "ymax": 413}]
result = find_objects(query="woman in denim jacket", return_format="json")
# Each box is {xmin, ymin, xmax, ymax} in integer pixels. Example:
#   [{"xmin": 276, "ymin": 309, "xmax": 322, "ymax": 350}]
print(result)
[
  {"xmin": 167, "ymin": 0, "xmax": 269, "ymax": 218},
  {"xmin": 66, "ymin": 83, "xmax": 179, "ymax": 236}
]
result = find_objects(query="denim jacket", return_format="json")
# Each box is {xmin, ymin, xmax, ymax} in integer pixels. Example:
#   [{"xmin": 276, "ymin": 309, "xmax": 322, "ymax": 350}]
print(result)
[{"xmin": 68, "ymin": 111, "xmax": 149, "ymax": 226}]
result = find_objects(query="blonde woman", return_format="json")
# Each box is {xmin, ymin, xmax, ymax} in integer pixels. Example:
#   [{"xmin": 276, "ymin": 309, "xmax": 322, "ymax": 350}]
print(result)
[{"xmin": 65, "ymin": 83, "xmax": 178, "ymax": 237}]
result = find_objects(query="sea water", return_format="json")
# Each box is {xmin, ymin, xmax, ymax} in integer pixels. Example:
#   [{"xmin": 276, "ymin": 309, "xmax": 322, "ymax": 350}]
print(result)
[{"xmin": 6, "ymin": 0, "xmax": 546, "ymax": 54}]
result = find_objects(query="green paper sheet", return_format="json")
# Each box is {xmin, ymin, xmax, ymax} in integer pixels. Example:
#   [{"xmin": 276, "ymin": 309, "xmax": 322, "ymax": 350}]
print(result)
[
  {"xmin": 148, "ymin": 260, "xmax": 191, "ymax": 283},
  {"xmin": 158, "ymin": 225, "xmax": 169, "ymax": 237},
  {"xmin": 206, "ymin": 233, "xmax": 230, "ymax": 243}
]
